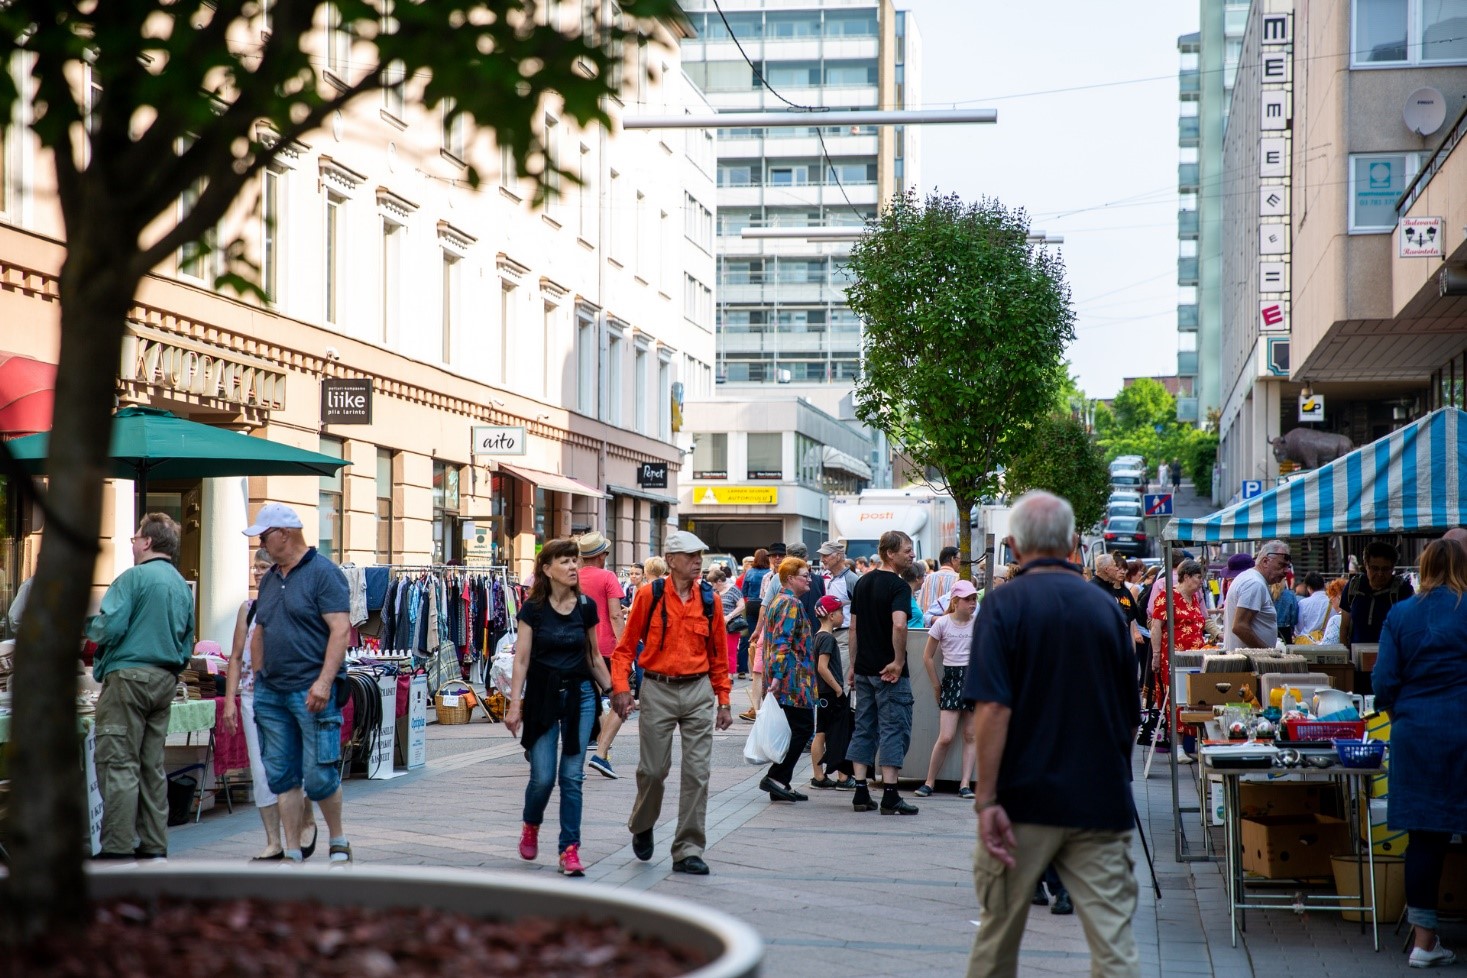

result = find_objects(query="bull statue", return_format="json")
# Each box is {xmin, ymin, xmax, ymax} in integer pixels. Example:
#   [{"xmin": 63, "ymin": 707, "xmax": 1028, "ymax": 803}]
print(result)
[{"xmin": 1270, "ymin": 427, "xmax": 1354, "ymax": 469}]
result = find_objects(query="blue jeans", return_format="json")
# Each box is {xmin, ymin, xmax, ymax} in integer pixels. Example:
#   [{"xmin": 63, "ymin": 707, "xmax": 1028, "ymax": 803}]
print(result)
[
  {"xmin": 523, "ymin": 680, "xmax": 596, "ymax": 853},
  {"xmin": 251, "ymin": 682, "xmax": 343, "ymax": 801},
  {"xmin": 847, "ymin": 675, "xmax": 915, "ymax": 770}
]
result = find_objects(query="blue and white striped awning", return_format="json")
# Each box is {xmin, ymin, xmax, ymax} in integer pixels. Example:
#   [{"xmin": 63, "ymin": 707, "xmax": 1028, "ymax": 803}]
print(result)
[{"xmin": 1166, "ymin": 407, "xmax": 1467, "ymax": 543}]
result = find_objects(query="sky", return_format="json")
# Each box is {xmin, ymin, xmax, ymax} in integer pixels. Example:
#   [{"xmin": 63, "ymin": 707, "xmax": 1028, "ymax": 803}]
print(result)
[{"xmin": 905, "ymin": 0, "xmax": 1199, "ymax": 400}]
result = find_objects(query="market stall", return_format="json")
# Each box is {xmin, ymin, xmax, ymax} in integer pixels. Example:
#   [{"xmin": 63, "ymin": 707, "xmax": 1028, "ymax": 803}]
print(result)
[{"xmin": 1155, "ymin": 408, "xmax": 1467, "ymax": 939}]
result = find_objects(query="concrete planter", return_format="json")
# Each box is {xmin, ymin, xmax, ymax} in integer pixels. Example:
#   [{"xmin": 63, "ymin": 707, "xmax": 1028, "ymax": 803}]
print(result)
[{"xmin": 52, "ymin": 862, "xmax": 765, "ymax": 978}]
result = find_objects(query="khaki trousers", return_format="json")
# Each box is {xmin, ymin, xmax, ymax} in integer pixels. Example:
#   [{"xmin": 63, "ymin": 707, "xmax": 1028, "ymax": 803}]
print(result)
[
  {"xmin": 95, "ymin": 666, "xmax": 178, "ymax": 856},
  {"xmin": 967, "ymin": 822, "xmax": 1140, "ymax": 978},
  {"xmin": 627, "ymin": 676, "xmax": 714, "ymax": 861}
]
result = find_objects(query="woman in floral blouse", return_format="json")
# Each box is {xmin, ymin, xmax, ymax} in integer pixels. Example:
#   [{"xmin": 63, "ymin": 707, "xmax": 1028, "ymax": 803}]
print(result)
[
  {"xmin": 757, "ymin": 556, "xmax": 818, "ymax": 803},
  {"xmin": 1148, "ymin": 558, "xmax": 1209, "ymax": 758}
]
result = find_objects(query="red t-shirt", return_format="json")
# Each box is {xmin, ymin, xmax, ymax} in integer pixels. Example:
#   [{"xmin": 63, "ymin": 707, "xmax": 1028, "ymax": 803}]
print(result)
[{"xmin": 578, "ymin": 564, "xmax": 625, "ymax": 658}]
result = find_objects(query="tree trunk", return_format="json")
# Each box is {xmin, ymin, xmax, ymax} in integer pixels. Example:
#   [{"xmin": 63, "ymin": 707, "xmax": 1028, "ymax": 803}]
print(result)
[
  {"xmin": 955, "ymin": 494, "xmax": 975, "ymax": 583},
  {"xmin": 2, "ymin": 233, "xmax": 140, "ymax": 942}
]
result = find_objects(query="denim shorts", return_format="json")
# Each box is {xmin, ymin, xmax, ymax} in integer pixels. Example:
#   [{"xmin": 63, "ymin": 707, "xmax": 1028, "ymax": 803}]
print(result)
[
  {"xmin": 847, "ymin": 675, "xmax": 915, "ymax": 769},
  {"xmin": 251, "ymin": 682, "xmax": 344, "ymax": 801}
]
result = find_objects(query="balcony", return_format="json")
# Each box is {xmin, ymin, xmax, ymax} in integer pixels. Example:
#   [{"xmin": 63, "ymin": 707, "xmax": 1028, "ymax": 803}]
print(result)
[
  {"xmin": 1177, "ymin": 303, "xmax": 1198, "ymax": 330},
  {"xmin": 1179, "ymin": 116, "xmax": 1199, "ymax": 147},
  {"xmin": 1177, "ymin": 257, "xmax": 1198, "ymax": 286},
  {"xmin": 1178, "ymin": 208, "xmax": 1199, "ymax": 237},
  {"xmin": 1179, "ymin": 67, "xmax": 1199, "ymax": 99},
  {"xmin": 1178, "ymin": 163, "xmax": 1199, "ymax": 191},
  {"xmin": 1176, "ymin": 396, "xmax": 1200, "ymax": 423},
  {"xmin": 1177, "ymin": 351, "xmax": 1199, "ymax": 376},
  {"xmin": 718, "ymin": 282, "xmax": 838, "ymax": 304}
]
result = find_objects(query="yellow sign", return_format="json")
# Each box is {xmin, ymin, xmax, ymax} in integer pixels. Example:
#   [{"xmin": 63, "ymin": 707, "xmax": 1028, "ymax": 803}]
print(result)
[{"xmin": 695, "ymin": 486, "xmax": 778, "ymax": 505}]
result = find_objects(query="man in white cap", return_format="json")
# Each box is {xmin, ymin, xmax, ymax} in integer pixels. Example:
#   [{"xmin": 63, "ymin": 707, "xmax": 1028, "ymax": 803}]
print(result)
[
  {"xmin": 577, "ymin": 530, "xmax": 627, "ymax": 778},
  {"xmin": 611, "ymin": 529, "xmax": 732, "ymax": 874},
  {"xmin": 244, "ymin": 502, "xmax": 353, "ymax": 864}
]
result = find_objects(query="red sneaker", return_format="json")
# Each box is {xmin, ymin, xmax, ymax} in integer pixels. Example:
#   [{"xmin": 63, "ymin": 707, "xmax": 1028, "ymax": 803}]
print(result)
[
  {"xmin": 558, "ymin": 843, "xmax": 585, "ymax": 877},
  {"xmin": 518, "ymin": 823, "xmax": 538, "ymax": 861}
]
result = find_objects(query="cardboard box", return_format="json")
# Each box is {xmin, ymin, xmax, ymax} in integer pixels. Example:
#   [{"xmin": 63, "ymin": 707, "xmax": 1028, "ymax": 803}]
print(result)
[
  {"xmin": 1353, "ymin": 643, "xmax": 1379, "ymax": 672},
  {"xmin": 1241, "ymin": 814, "xmax": 1350, "ymax": 879},
  {"xmin": 1238, "ymin": 782, "xmax": 1325, "ymax": 819},
  {"xmin": 1182, "ymin": 671, "xmax": 1257, "ymax": 707}
]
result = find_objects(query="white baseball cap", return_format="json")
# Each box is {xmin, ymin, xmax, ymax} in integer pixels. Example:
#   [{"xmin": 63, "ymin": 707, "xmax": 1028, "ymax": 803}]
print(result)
[
  {"xmin": 243, "ymin": 502, "xmax": 304, "ymax": 537},
  {"xmin": 664, "ymin": 530, "xmax": 709, "ymax": 555}
]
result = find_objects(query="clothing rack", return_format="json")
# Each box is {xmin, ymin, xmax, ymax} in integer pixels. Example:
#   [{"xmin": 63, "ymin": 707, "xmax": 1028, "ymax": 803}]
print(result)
[{"xmin": 373, "ymin": 563, "xmax": 519, "ymax": 695}]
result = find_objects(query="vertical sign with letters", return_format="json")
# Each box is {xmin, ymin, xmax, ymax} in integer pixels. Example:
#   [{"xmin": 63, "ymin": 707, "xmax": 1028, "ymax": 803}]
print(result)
[{"xmin": 1257, "ymin": 12, "xmax": 1292, "ymax": 359}]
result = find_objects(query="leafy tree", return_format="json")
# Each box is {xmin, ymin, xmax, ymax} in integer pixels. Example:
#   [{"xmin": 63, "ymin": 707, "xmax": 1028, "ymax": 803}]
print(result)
[
  {"xmin": 847, "ymin": 191, "xmax": 1074, "ymax": 577},
  {"xmin": 1003, "ymin": 414, "xmax": 1110, "ymax": 530},
  {"xmin": 0, "ymin": 0, "xmax": 680, "ymax": 941},
  {"xmin": 1183, "ymin": 429, "xmax": 1220, "ymax": 491},
  {"xmin": 1111, "ymin": 378, "xmax": 1176, "ymax": 432}
]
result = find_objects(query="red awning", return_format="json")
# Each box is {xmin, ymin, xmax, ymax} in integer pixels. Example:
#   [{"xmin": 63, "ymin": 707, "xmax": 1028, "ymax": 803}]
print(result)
[{"xmin": 0, "ymin": 353, "xmax": 57, "ymax": 436}]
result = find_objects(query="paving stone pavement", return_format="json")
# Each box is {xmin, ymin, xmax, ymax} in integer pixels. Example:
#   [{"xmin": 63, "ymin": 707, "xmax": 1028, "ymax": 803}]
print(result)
[{"xmin": 164, "ymin": 685, "xmax": 1431, "ymax": 976}]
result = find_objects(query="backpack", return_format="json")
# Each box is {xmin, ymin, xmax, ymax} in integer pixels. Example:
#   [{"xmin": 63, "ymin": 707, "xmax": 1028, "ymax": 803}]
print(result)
[{"xmin": 641, "ymin": 578, "xmax": 716, "ymax": 646}]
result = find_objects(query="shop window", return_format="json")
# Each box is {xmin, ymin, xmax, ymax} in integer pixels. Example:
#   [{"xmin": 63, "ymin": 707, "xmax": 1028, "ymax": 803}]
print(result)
[
  {"xmin": 319, "ymin": 436, "xmax": 344, "ymax": 562},
  {"xmin": 747, "ymin": 433, "xmax": 783, "ymax": 480},
  {"xmin": 375, "ymin": 448, "xmax": 394, "ymax": 563},
  {"xmin": 650, "ymin": 504, "xmax": 667, "ymax": 556},
  {"xmin": 432, "ymin": 459, "xmax": 461, "ymax": 563},
  {"xmin": 533, "ymin": 486, "xmax": 549, "ymax": 552},
  {"xmin": 1349, "ymin": 152, "xmax": 1422, "ymax": 231},
  {"xmin": 692, "ymin": 433, "xmax": 728, "ymax": 480}
]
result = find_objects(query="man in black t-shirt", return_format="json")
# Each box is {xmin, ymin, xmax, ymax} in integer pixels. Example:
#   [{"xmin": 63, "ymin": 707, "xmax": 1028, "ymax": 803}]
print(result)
[
  {"xmin": 845, "ymin": 530, "xmax": 919, "ymax": 816},
  {"xmin": 964, "ymin": 491, "xmax": 1140, "ymax": 977}
]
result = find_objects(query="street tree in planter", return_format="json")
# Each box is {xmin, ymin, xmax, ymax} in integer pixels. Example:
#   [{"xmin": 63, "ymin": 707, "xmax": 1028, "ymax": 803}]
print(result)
[
  {"xmin": 846, "ymin": 191, "xmax": 1075, "ymax": 578},
  {"xmin": 1003, "ymin": 413, "xmax": 1110, "ymax": 533},
  {"xmin": 0, "ymin": 0, "xmax": 681, "ymax": 943}
]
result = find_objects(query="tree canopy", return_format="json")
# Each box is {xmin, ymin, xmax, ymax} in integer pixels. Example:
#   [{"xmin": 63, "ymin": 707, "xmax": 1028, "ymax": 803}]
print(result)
[
  {"xmin": 1095, "ymin": 378, "xmax": 1218, "ymax": 492},
  {"xmin": 0, "ymin": 0, "xmax": 681, "ymax": 942},
  {"xmin": 1003, "ymin": 413, "xmax": 1110, "ymax": 531},
  {"xmin": 846, "ymin": 191, "xmax": 1075, "ymax": 575}
]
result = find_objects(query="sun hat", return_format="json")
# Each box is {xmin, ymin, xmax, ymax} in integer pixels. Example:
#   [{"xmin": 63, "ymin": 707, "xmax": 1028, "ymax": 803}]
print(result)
[
  {"xmin": 1221, "ymin": 553, "xmax": 1255, "ymax": 579},
  {"xmin": 242, "ymin": 502, "xmax": 303, "ymax": 537},
  {"xmin": 815, "ymin": 595, "xmax": 843, "ymax": 617},
  {"xmin": 577, "ymin": 531, "xmax": 610, "ymax": 558},
  {"xmin": 664, "ymin": 530, "xmax": 709, "ymax": 555}
]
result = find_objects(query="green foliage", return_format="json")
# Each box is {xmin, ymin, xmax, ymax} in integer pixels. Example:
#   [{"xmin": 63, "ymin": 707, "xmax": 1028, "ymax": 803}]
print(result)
[
  {"xmin": 847, "ymin": 191, "xmax": 1075, "ymax": 516},
  {"xmin": 1003, "ymin": 414, "xmax": 1110, "ymax": 530},
  {"xmin": 1111, "ymin": 378, "xmax": 1176, "ymax": 432},
  {"xmin": 1184, "ymin": 430, "xmax": 1219, "ymax": 491}
]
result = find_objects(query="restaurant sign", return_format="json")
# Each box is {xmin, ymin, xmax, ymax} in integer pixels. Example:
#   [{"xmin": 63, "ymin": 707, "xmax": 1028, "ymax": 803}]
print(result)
[{"xmin": 120, "ymin": 330, "xmax": 287, "ymax": 410}]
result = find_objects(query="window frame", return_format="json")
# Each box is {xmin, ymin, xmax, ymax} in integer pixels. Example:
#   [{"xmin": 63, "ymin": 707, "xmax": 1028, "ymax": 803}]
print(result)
[
  {"xmin": 1351, "ymin": 0, "xmax": 1467, "ymax": 67},
  {"xmin": 1347, "ymin": 151, "xmax": 1423, "ymax": 233}
]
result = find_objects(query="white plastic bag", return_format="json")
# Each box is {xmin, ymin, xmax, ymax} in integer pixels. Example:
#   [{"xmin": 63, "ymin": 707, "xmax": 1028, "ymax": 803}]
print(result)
[
  {"xmin": 742, "ymin": 692, "xmax": 791, "ymax": 766},
  {"xmin": 488, "ymin": 633, "xmax": 517, "ymax": 695}
]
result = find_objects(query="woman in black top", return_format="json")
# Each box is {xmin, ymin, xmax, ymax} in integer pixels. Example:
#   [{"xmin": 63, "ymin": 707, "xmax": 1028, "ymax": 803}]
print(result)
[{"xmin": 505, "ymin": 539, "xmax": 610, "ymax": 877}]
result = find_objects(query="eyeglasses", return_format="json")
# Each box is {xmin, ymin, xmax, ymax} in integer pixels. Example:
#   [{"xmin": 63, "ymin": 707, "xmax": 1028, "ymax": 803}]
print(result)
[{"xmin": 1264, "ymin": 552, "xmax": 1292, "ymax": 564}]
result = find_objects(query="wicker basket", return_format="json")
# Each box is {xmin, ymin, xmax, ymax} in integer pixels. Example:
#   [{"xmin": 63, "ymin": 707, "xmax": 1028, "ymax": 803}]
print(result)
[{"xmin": 434, "ymin": 680, "xmax": 476, "ymax": 725}]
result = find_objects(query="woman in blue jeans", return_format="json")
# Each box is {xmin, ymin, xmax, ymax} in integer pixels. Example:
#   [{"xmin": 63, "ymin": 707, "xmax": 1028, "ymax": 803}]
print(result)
[{"xmin": 505, "ymin": 539, "xmax": 611, "ymax": 877}]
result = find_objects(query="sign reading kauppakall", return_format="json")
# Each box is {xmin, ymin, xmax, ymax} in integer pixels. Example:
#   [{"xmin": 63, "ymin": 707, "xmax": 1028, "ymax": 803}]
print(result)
[
  {"xmin": 471, "ymin": 425, "xmax": 527, "ymax": 456},
  {"xmin": 321, "ymin": 377, "xmax": 374, "ymax": 424}
]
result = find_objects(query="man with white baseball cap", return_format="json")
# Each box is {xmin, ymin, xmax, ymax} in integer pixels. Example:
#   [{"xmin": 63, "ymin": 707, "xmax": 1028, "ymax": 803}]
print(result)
[
  {"xmin": 243, "ymin": 502, "xmax": 353, "ymax": 865},
  {"xmin": 611, "ymin": 529, "xmax": 732, "ymax": 874}
]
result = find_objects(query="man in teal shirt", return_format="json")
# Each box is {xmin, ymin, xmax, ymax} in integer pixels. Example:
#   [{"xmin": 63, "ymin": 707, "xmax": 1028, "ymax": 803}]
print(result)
[{"xmin": 87, "ymin": 512, "xmax": 195, "ymax": 859}]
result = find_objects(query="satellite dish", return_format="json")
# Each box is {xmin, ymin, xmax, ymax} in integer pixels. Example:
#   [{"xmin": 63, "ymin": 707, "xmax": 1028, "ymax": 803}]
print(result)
[{"xmin": 1404, "ymin": 88, "xmax": 1447, "ymax": 136}]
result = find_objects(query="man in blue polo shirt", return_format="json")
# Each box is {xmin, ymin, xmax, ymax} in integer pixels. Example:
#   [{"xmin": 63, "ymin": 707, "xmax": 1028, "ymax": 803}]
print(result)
[
  {"xmin": 245, "ymin": 502, "xmax": 353, "ymax": 865},
  {"xmin": 964, "ymin": 490, "xmax": 1141, "ymax": 977}
]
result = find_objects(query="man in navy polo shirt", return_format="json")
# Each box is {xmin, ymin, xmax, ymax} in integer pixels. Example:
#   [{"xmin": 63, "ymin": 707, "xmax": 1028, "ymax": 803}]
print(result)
[
  {"xmin": 964, "ymin": 490, "xmax": 1140, "ymax": 977},
  {"xmin": 246, "ymin": 502, "xmax": 353, "ymax": 865}
]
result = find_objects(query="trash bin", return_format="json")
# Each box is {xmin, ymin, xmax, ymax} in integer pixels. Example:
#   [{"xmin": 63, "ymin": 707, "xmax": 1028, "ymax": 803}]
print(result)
[{"xmin": 1332, "ymin": 854, "xmax": 1405, "ymax": 923}]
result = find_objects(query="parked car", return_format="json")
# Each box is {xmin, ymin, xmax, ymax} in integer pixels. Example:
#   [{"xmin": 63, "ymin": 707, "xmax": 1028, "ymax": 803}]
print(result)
[
  {"xmin": 1105, "ymin": 501, "xmax": 1144, "ymax": 525},
  {"xmin": 1102, "ymin": 516, "xmax": 1150, "ymax": 557},
  {"xmin": 1108, "ymin": 491, "xmax": 1143, "ymax": 507},
  {"xmin": 701, "ymin": 553, "xmax": 737, "ymax": 576},
  {"xmin": 1109, "ymin": 455, "xmax": 1144, "ymax": 473},
  {"xmin": 1109, "ymin": 468, "xmax": 1146, "ymax": 491}
]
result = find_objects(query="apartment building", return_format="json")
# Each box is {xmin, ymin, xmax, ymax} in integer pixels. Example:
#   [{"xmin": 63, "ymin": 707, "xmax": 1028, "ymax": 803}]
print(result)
[
  {"xmin": 1214, "ymin": 1, "xmax": 1467, "ymax": 504},
  {"xmin": 0, "ymin": 7, "xmax": 715, "ymax": 641}
]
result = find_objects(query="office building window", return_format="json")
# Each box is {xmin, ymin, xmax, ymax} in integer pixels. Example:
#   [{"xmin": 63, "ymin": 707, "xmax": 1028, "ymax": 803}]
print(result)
[
  {"xmin": 1353, "ymin": 0, "xmax": 1467, "ymax": 64},
  {"xmin": 319, "ymin": 436, "xmax": 344, "ymax": 561},
  {"xmin": 577, "ymin": 313, "xmax": 597, "ymax": 415},
  {"xmin": 324, "ymin": 191, "xmax": 345, "ymax": 324},
  {"xmin": 432, "ymin": 460, "xmax": 461, "ymax": 563},
  {"xmin": 1349, "ymin": 152, "xmax": 1421, "ymax": 231},
  {"xmin": 376, "ymin": 449, "xmax": 394, "ymax": 563},
  {"xmin": 692, "ymin": 433, "xmax": 727, "ymax": 480},
  {"xmin": 747, "ymin": 433, "xmax": 783, "ymax": 480}
]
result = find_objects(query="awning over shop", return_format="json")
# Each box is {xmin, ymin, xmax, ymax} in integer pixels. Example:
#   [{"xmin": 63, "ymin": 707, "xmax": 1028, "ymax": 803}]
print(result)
[
  {"xmin": 1166, "ymin": 407, "xmax": 1467, "ymax": 542},
  {"xmin": 498, "ymin": 462, "xmax": 609, "ymax": 499},
  {"xmin": 0, "ymin": 353, "xmax": 57, "ymax": 436},
  {"xmin": 606, "ymin": 483, "xmax": 679, "ymax": 506},
  {"xmin": 821, "ymin": 445, "xmax": 873, "ymax": 480}
]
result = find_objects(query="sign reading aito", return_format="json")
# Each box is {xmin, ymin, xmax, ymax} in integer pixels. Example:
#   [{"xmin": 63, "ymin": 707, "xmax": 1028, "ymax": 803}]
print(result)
[
  {"xmin": 694, "ymin": 486, "xmax": 778, "ymax": 505},
  {"xmin": 471, "ymin": 425, "xmax": 527, "ymax": 456}
]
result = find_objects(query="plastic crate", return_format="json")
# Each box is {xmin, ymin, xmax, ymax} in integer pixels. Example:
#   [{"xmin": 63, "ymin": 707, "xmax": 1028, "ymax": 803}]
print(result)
[
  {"xmin": 1335, "ymin": 740, "xmax": 1386, "ymax": 769},
  {"xmin": 1283, "ymin": 719, "xmax": 1365, "ymax": 741}
]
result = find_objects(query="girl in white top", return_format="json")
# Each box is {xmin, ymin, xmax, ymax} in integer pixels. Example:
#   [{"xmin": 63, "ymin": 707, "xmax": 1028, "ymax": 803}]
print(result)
[{"xmin": 916, "ymin": 579, "xmax": 981, "ymax": 798}]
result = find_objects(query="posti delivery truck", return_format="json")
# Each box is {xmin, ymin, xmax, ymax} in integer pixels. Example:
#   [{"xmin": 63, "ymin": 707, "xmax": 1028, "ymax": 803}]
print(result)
[{"xmin": 828, "ymin": 487, "xmax": 961, "ymax": 562}]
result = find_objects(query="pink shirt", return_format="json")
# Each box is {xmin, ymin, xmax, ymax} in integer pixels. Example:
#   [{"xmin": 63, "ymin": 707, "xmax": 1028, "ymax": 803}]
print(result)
[{"xmin": 579, "ymin": 565, "xmax": 625, "ymax": 657}]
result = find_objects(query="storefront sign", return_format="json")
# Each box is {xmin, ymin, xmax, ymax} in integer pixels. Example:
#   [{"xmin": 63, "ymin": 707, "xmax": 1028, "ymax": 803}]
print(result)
[
  {"xmin": 471, "ymin": 425, "xmax": 527, "ymax": 456},
  {"xmin": 1299, "ymin": 392, "xmax": 1325, "ymax": 423},
  {"xmin": 637, "ymin": 461, "xmax": 668, "ymax": 488},
  {"xmin": 748, "ymin": 470, "xmax": 782, "ymax": 480},
  {"xmin": 694, "ymin": 486, "xmax": 778, "ymax": 505},
  {"xmin": 320, "ymin": 377, "xmax": 373, "ymax": 424},
  {"xmin": 1400, "ymin": 217, "xmax": 1444, "ymax": 258},
  {"xmin": 120, "ymin": 331, "xmax": 287, "ymax": 410}
]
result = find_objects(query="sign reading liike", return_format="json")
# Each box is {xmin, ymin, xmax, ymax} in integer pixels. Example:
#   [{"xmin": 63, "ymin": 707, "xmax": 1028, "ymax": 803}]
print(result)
[
  {"xmin": 471, "ymin": 425, "xmax": 527, "ymax": 456},
  {"xmin": 320, "ymin": 377, "xmax": 373, "ymax": 424}
]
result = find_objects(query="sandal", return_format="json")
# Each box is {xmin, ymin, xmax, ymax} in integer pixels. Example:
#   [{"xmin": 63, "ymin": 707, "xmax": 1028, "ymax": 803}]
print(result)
[{"xmin": 328, "ymin": 842, "xmax": 352, "ymax": 866}]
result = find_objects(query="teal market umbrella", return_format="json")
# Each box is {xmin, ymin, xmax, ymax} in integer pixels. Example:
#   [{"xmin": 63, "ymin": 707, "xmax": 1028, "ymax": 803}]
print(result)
[{"xmin": 1, "ymin": 405, "xmax": 349, "ymax": 503}]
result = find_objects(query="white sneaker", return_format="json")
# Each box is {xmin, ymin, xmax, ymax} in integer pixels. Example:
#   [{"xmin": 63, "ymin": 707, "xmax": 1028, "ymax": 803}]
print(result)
[{"xmin": 1410, "ymin": 940, "xmax": 1457, "ymax": 968}]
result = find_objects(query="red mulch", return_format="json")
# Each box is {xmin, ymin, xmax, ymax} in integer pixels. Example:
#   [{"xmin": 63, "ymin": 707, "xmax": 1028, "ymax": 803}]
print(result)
[{"xmin": 5, "ymin": 896, "xmax": 710, "ymax": 977}]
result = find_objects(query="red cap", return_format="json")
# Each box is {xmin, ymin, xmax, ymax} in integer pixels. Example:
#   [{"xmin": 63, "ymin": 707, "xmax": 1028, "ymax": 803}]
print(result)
[{"xmin": 815, "ymin": 596, "xmax": 843, "ymax": 617}]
